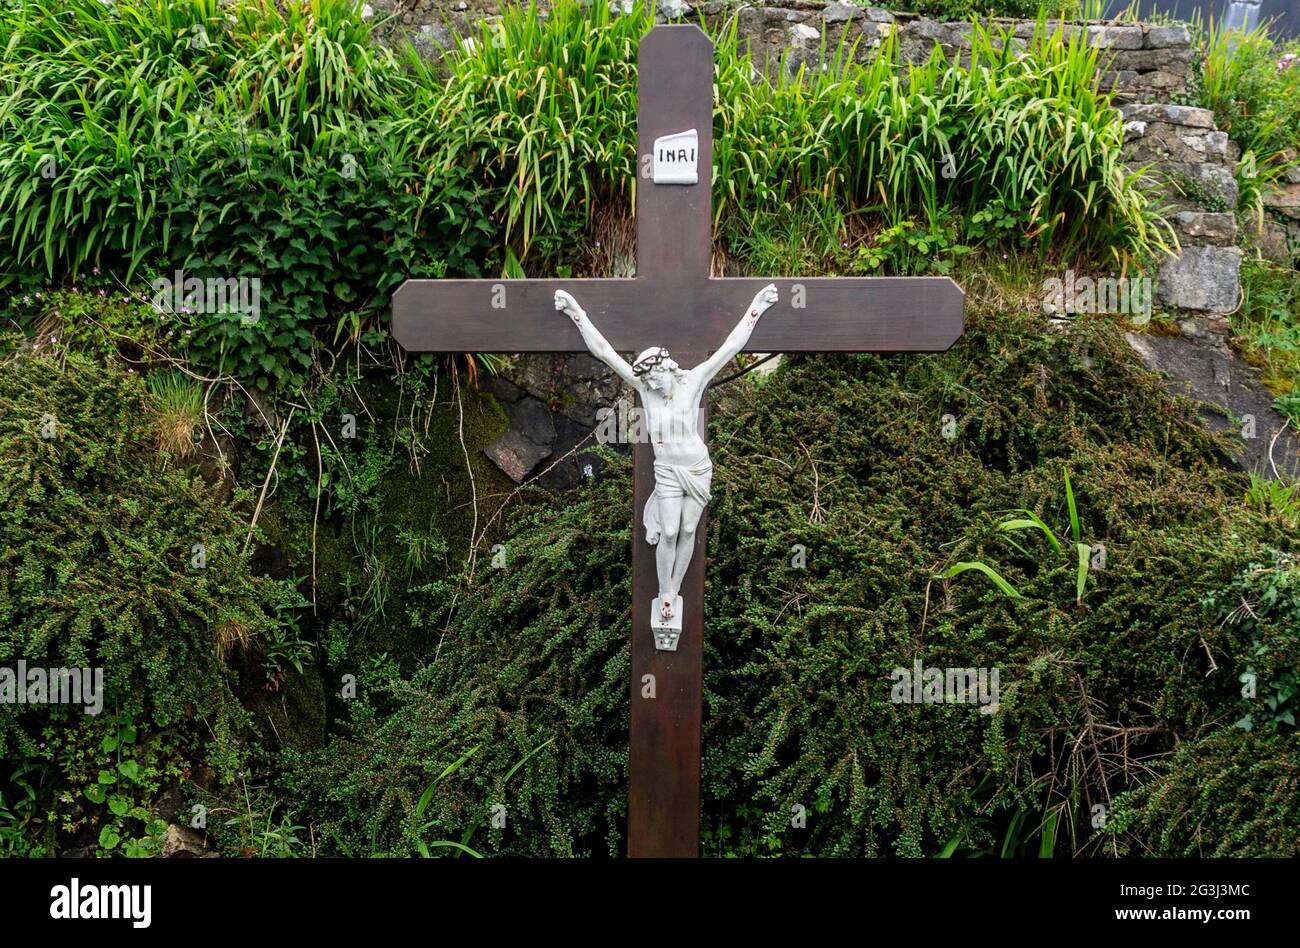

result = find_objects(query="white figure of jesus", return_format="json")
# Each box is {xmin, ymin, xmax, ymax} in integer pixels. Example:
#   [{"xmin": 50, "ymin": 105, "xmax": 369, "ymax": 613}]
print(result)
[{"xmin": 555, "ymin": 284, "xmax": 779, "ymax": 629}]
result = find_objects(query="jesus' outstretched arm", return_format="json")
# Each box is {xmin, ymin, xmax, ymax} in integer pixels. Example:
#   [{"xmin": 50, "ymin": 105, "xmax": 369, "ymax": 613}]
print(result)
[
  {"xmin": 554, "ymin": 290, "xmax": 640, "ymax": 389},
  {"xmin": 691, "ymin": 283, "xmax": 779, "ymax": 385}
]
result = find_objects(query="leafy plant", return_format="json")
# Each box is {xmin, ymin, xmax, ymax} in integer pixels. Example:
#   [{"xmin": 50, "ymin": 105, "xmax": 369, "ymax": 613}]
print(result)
[
  {"xmin": 946, "ymin": 468, "xmax": 1096, "ymax": 604},
  {"xmin": 1195, "ymin": 18, "xmax": 1300, "ymax": 211},
  {"xmin": 40, "ymin": 709, "xmax": 174, "ymax": 858},
  {"xmin": 0, "ymin": 0, "xmax": 494, "ymax": 387},
  {"xmin": 1206, "ymin": 550, "xmax": 1300, "ymax": 732}
]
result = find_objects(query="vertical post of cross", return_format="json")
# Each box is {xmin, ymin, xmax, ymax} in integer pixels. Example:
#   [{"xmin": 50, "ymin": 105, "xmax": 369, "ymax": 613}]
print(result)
[{"xmin": 626, "ymin": 24, "xmax": 714, "ymax": 859}]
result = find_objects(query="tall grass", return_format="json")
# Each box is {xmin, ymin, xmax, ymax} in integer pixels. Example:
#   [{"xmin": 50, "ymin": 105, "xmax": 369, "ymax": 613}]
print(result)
[
  {"xmin": 1, "ymin": 0, "xmax": 1172, "ymax": 385},
  {"xmin": 1197, "ymin": 18, "xmax": 1300, "ymax": 211},
  {"xmin": 433, "ymin": 0, "xmax": 642, "ymax": 255},
  {"xmin": 0, "ymin": 0, "xmax": 490, "ymax": 386},
  {"xmin": 445, "ymin": 3, "xmax": 1170, "ymax": 266},
  {"xmin": 720, "ymin": 15, "xmax": 1168, "ymax": 264}
]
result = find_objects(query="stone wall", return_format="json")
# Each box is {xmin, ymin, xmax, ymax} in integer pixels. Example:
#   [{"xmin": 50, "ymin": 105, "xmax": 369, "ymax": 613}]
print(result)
[
  {"xmin": 1120, "ymin": 102, "xmax": 1242, "ymax": 336},
  {"xmin": 377, "ymin": 2, "xmax": 1198, "ymax": 101}
]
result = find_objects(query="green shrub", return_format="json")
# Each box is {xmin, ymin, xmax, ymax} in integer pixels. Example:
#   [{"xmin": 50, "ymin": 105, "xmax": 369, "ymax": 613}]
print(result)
[
  {"xmin": 280, "ymin": 303, "xmax": 1296, "ymax": 857},
  {"xmin": 0, "ymin": 0, "xmax": 494, "ymax": 387},
  {"xmin": 1108, "ymin": 727, "xmax": 1300, "ymax": 856},
  {"xmin": 1233, "ymin": 258, "xmax": 1300, "ymax": 397},
  {"xmin": 902, "ymin": 1, "xmax": 1080, "ymax": 20},
  {"xmin": 2, "ymin": 0, "xmax": 1168, "ymax": 387},
  {"xmin": 0, "ymin": 346, "xmax": 291, "ymax": 778}
]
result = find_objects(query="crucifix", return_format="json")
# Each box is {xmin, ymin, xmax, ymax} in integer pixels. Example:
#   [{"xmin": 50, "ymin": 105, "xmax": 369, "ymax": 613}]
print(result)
[{"xmin": 392, "ymin": 24, "xmax": 964, "ymax": 857}]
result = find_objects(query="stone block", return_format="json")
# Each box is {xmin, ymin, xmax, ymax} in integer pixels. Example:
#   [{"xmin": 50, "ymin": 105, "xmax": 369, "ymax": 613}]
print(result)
[{"xmin": 1157, "ymin": 245, "xmax": 1243, "ymax": 314}]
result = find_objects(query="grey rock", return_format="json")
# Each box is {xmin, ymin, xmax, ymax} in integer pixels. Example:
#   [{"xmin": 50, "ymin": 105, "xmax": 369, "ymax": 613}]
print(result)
[
  {"xmin": 1157, "ymin": 245, "xmax": 1243, "ymax": 314},
  {"xmin": 1125, "ymin": 333, "xmax": 1300, "ymax": 479},
  {"xmin": 535, "ymin": 414, "xmax": 622, "ymax": 490},
  {"xmin": 912, "ymin": 18, "xmax": 950, "ymax": 42},
  {"xmin": 1258, "ymin": 219, "xmax": 1299, "ymax": 266},
  {"xmin": 1145, "ymin": 24, "xmax": 1191, "ymax": 49},
  {"xmin": 483, "ymin": 428, "xmax": 552, "ymax": 483},
  {"xmin": 1180, "ymin": 130, "xmax": 1230, "ymax": 160},
  {"xmin": 1263, "ymin": 182, "xmax": 1300, "ymax": 220},
  {"xmin": 1122, "ymin": 119, "xmax": 1147, "ymax": 142},
  {"xmin": 821, "ymin": 1, "xmax": 861, "ymax": 23},
  {"xmin": 1164, "ymin": 161, "xmax": 1239, "ymax": 210},
  {"xmin": 506, "ymin": 394, "xmax": 557, "ymax": 447},
  {"xmin": 1087, "ymin": 25, "xmax": 1144, "ymax": 50},
  {"xmin": 1120, "ymin": 102, "xmax": 1216, "ymax": 128},
  {"xmin": 1100, "ymin": 70, "xmax": 1140, "ymax": 92},
  {"xmin": 657, "ymin": 0, "xmax": 691, "ymax": 19},
  {"xmin": 1171, "ymin": 210, "xmax": 1237, "ymax": 244},
  {"xmin": 1110, "ymin": 47, "xmax": 1194, "ymax": 71},
  {"xmin": 162, "ymin": 824, "xmax": 217, "ymax": 858},
  {"xmin": 503, "ymin": 352, "xmax": 626, "ymax": 428},
  {"xmin": 1278, "ymin": 148, "xmax": 1300, "ymax": 183}
]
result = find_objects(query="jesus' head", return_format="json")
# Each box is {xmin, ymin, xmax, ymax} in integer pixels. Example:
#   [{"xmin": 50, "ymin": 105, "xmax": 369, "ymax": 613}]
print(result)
[{"xmin": 632, "ymin": 347, "xmax": 685, "ymax": 394}]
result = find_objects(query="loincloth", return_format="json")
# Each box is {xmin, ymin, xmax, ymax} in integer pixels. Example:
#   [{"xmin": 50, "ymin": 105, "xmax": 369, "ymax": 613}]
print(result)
[{"xmin": 643, "ymin": 457, "xmax": 713, "ymax": 544}]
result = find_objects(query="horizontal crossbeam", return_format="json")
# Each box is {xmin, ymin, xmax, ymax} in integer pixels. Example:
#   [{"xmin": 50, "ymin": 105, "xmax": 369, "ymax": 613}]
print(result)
[{"xmin": 390, "ymin": 276, "xmax": 964, "ymax": 355}]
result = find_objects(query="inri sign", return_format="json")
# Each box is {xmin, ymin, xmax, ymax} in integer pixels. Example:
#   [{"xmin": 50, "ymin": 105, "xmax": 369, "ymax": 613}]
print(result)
[{"xmin": 652, "ymin": 129, "xmax": 698, "ymax": 185}]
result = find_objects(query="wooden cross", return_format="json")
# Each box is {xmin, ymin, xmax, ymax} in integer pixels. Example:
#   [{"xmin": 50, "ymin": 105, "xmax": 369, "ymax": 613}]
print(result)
[{"xmin": 392, "ymin": 24, "xmax": 963, "ymax": 857}]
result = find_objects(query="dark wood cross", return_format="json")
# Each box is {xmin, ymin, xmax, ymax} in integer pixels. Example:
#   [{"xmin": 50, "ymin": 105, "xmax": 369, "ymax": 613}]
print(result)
[{"xmin": 392, "ymin": 24, "xmax": 963, "ymax": 857}]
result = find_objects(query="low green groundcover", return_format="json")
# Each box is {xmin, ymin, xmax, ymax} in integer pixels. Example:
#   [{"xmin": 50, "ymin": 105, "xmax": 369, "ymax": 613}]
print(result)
[{"xmin": 278, "ymin": 305, "xmax": 1299, "ymax": 857}]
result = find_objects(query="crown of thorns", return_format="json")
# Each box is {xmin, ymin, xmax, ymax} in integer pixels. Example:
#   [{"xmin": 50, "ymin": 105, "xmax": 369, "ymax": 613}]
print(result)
[{"xmin": 632, "ymin": 349, "xmax": 672, "ymax": 376}]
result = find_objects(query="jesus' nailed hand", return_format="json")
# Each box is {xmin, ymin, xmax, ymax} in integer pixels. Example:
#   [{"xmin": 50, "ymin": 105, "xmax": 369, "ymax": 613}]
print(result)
[{"xmin": 554, "ymin": 284, "xmax": 779, "ymax": 624}]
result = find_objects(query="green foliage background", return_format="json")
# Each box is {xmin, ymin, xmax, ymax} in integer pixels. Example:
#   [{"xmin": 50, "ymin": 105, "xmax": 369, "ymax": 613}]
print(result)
[
  {"xmin": 0, "ymin": 0, "xmax": 1297, "ymax": 859},
  {"xmin": 280, "ymin": 307, "xmax": 1299, "ymax": 857}
]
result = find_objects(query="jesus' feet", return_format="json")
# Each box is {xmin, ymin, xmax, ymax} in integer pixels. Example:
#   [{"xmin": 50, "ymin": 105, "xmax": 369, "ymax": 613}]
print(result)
[{"xmin": 660, "ymin": 597, "xmax": 674, "ymax": 621}]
